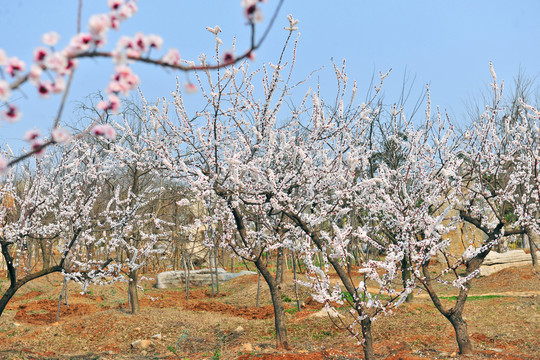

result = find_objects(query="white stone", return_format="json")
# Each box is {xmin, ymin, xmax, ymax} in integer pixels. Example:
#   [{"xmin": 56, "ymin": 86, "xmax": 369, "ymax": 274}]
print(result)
[
  {"xmin": 155, "ymin": 268, "xmax": 256, "ymax": 288},
  {"xmin": 479, "ymin": 261, "xmax": 531, "ymax": 277},
  {"xmin": 483, "ymin": 250, "xmax": 530, "ymax": 266},
  {"xmin": 310, "ymin": 307, "xmax": 342, "ymax": 318}
]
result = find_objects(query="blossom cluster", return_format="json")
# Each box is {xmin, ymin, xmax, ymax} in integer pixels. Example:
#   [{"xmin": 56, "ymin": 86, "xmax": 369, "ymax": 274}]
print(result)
[{"xmin": 1, "ymin": 0, "xmax": 275, "ymax": 170}]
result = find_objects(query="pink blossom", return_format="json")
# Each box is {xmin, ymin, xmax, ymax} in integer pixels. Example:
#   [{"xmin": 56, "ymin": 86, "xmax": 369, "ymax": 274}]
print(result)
[
  {"xmin": 33, "ymin": 47, "xmax": 49, "ymax": 64},
  {"xmin": 96, "ymin": 95, "xmax": 121, "ymax": 114},
  {"xmin": 117, "ymin": 35, "xmax": 133, "ymax": 49},
  {"xmin": 133, "ymin": 32, "xmax": 149, "ymax": 52},
  {"xmin": 108, "ymin": 0, "xmax": 124, "ymax": 10},
  {"xmin": 28, "ymin": 65, "xmax": 43, "ymax": 85},
  {"xmin": 184, "ymin": 82, "xmax": 198, "ymax": 94},
  {"xmin": 117, "ymin": 2, "xmax": 138, "ymax": 20},
  {"xmin": 67, "ymin": 33, "xmax": 93, "ymax": 54},
  {"xmin": 31, "ymin": 139, "xmax": 46, "ymax": 157},
  {"xmin": 92, "ymin": 35, "xmax": 108, "ymax": 49},
  {"xmin": 88, "ymin": 14, "xmax": 111, "ymax": 37},
  {"xmin": 0, "ymin": 156, "xmax": 7, "ymax": 174},
  {"xmin": 52, "ymin": 127, "xmax": 71, "ymax": 143},
  {"xmin": 37, "ymin": 81, "xmax": 53, "ymax": 98},
  {"xmin": 91, "ymin": 124, "xmax": 116, "ymax": 140},
  {"xmin": 5, "ymin": 57, "xmax": 26, "ymax": 77},
  {"xmin": 41, "ymin": 31, "xmax": 61, "ymax": 46},
  {"xmin": 248, "ymin": 51, "xmax": 256, "ymax": 61},
  {"xmin": 110, "ymin": 14, "xmax": 120, "ymax": 30},
  {"xmin": 147, "ymin": 34, "xmax": 163, "ymax": 50},
  {"xmin": 43, "ymin": 52, "xmax": 68, "ymax": 74},
  {"xmin": 0, "ymin": 80, "xmax": 11, "ymax": 102},
  {"xmin": 221, "ymin": 51, "xmax": 235, "ymax": 64},
  {"xmin": 51, "ymin": 76, "xmax": 66, "ymax": 94},
  {"xmin": 64, "ymin": 58, "xmax": 78, "ymax": 74},
  {"xmin": 1, "ymin": 104, "xmax": 21, "ymax": 123},
  {"xmin": 107, "ymin": 65, "xmax": 139, "ymax": 95},
  {"xmin": 242, "ymin": 0, "xmax": 263, "ymax": 23},
  {"xmin": 23, "ymin": 128, "xmax": 42, "ymax": 142},
  {"xmin": 162, "ymin": 49, "xmax": 181, "ymax": 66},
  {"xmin": 125, "ymin": 48, "xmax": 141, "ymax": 58},
  {"xmin": 111, "ymin": 49, "xmax": 127, "ymax": 65}
]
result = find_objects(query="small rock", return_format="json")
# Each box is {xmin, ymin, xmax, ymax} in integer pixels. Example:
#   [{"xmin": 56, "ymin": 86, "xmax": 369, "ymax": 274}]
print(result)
[
  {"xmin": 151, "ymin": 333, "xmax": 162, "ymax": 340},
  {"xmin": 131, "ymin": 339, "xmax": 153, "ymax": 349},
  {"xmin": 52, "ymin": 322, "xmax": 60, "ymax": 326},
  {"xmin": 13, "ymin": 323, "xmax": 20, "ymax": 327},
  {"xmin": 141, "ymin": 350, "xmax": 147, "ymax": 356},
  {"xmin": 134, "ymin": 327, "xmax": 141, "ymax": 331},
  {"xmin": 242, "ymin": 343, "xmax": 253, "ymax": 352},
  {"xmin": 450, "ymin": 352, "xmax": 457, "ymax": 357},
  {"xmin": 234, "ymin": 326, "xmax": 244, "ymax": 333},
  {"xmin": 310, "ymin": 307, "xmax": 342, "ymax": 318}
]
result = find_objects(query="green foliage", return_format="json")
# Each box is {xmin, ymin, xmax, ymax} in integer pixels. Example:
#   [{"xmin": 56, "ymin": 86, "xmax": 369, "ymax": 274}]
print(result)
[
  {"xmin": 341, "ymin": 291, "xmax": 365, "ymax": 303},
  {"xmin": 212, "ymin": 348, "xmax": 221, "ymax": 360}
]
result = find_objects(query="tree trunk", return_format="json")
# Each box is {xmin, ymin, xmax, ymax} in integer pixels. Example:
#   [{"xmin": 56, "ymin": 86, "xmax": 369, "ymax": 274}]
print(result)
[
  {"xmin": 40, "ymin": 240, "xmax": 51, "ymax": 270},
  {"xmin": 256, "ymin": 270, "xmax": 261, "ymax": 307},
  {"xmin": 361, "ymin": 317, "xmax": 375, "ymax": 360},
  {"xmin": 209, "ymin": 251, "xmax": 215, "ymax": 297},
  {"xmin": 526, "ymin": 228, "xmax": 538, "ymax": 268},
  {"xmin": 0, "ymin": 286, "xmax": 18, "ymax": 317},
  {"xmin": 183, "ymin": 255, "xmax": 190, "ymax": 301},
  {"xmin": 275, "ymin": 247, "xmax": 285, "ymax": 285},
  {"xmin": 292, "ymin": 250, "xmax": 301, "ymax": 311},
  {"xmin": 128, "ymin": 269, "xmax": 140, "ymax": 314},
  {"xmin": 447, "ymin": 313, "xmax": 473, "ymax": 354},
  {"xmin": 255, "ymin": 257, "xmax": 290, "ymax": 350},
  {"xmin": 214, "ymin": 247, "xmax": 220, "ymax": 295},
  {"xmin": 285, "ymin": 214, "xmax": 375, "ymax": 357},
  {"xmin": 401, "ymin": 257, "xmax": 413, "ymax": 302}
]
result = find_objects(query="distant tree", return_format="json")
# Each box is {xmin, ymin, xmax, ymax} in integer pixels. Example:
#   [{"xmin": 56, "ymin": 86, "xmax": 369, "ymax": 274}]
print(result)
[{"xmin": 0, "ymin": 142, "xmax": 114, "ymax": 316}]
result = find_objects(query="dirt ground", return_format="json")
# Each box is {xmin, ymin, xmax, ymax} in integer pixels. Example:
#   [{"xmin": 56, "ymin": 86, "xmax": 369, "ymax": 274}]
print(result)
[{"xmin": 0, "ymin": 265, "xmax": 538, "ymax": 360}]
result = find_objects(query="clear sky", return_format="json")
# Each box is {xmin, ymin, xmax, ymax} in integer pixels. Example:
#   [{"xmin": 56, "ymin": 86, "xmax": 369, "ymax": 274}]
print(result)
[{"xmin": 2, "ymin": 0, "xmax": 540, "ymax": 152}]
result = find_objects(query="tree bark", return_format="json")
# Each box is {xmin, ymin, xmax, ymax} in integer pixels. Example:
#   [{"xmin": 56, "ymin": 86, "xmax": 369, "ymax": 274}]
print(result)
[
  {"xmin": 526, "ymin": 228, "xmax": 538, "ymax": 268},
  {"xmin": 401, "ymin": 256, "xmax": 413, "ymax": 303},
  {"xmin": 447, "ymin": 313, "xmax": 473, "ymax": 355},
  {"xmin": 128, "ymin": 269, "xmax": 140, "ymax": 314},
  {"xmin": 275, "ymin": 247, "xmax": 285, "ymax": 285},
  {"xmin": 361, "ymin": 318, "xmax": 375, "ymax": 360},
  {"xmin": 255, "ymin": 256, "xmax": 290, "ymax": 350}
]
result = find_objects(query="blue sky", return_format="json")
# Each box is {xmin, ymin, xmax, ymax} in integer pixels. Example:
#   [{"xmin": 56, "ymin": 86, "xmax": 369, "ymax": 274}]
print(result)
[{"xmin": 2, "ymin": 0, "xmax": 540, "ymax": 152}]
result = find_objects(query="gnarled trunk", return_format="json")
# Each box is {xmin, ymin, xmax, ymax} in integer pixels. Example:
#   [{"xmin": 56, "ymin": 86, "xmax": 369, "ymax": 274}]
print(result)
[{"xmin": 447, "ymin": 313, "xmax": 473, "ymax": 354}]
